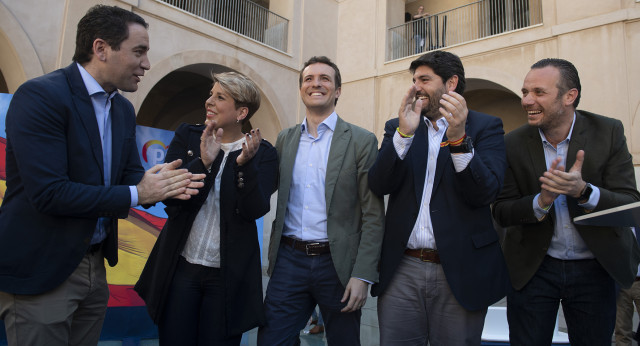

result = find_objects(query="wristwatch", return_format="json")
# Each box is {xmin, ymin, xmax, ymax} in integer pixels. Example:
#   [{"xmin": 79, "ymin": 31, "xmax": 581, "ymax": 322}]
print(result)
[
  {"xmin": 579, "ymin": 183, "xmax": 593, "ymax": 203},
  {"xmin": 448, "ymin": 137, "xmax": 473, "ymax": 154}
]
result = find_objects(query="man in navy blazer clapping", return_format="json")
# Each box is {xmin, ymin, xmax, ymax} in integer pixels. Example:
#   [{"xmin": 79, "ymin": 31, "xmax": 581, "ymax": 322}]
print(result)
[
  {"xmin": 0, "ymin": 6, "xmax": 204, "ymax": 345},
  {"xmin": 368, "ymin": 51, "xmax": 510, "ymax": 345}
]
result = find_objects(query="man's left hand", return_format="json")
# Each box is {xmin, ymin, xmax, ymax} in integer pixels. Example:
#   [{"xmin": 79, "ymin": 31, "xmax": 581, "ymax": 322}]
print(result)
[
  {"xmin": 440, "ymin": 91, "xmax": 468, "ymax": 141},
  {"xmin": 340, "ymin": 278, "xmax": 369, "ymax": 312},
  {"xmin": 540, "ymin": 149, "xmax": 587, "ymax": 198}
]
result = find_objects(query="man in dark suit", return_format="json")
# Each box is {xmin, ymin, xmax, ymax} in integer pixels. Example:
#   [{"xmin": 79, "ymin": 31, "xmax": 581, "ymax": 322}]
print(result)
[
  {"xmin": 0, "ymin": 5, "xmax": 204, "ymax": 345},
  {"xmin": 368, "ymin": 51, "xmax": 509, "ymax": 345},
  {"xmin": 258, "ymin": 56, "xmax": 385, "ymax": 346},
  {"xmin": 493, "ymin": 58, "xmax": 640, "ymax": 345}
]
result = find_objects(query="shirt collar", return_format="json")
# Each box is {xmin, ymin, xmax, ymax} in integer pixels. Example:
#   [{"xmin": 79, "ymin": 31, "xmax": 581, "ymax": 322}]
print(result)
[
  {"xmin": 424, "ymin": 116, "xmax": 449, "ymax": 130},
  {"xmin": 76, "ymin": 62, "xmax": 116, "ymax": 99},
  {"xmin": 538, "ymin": 112, "xmax": 576, "ymax": 144},
  {"xmin": 301, "ymin": 111, "xmax": 338, "ymax": 134}
]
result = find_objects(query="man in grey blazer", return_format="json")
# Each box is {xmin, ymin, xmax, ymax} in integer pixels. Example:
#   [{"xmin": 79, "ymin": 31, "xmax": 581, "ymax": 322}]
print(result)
[
  {"xmin": 493, "ymin": 58, "xmax": 640, "ymax": 345},
  {"xmin": 258, "ymin": 56, "xmax": 384, "ymax": 346}
]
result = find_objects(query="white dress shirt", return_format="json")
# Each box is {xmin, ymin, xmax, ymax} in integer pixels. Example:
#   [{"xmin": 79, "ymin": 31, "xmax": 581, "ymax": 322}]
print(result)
[
  {"xmin": 182, "ymin": 137, "xmax": 245, "ymax": 267},
  {"xmin": 394, "ymin": 117, "xmax": 473, "ymax": 249}
]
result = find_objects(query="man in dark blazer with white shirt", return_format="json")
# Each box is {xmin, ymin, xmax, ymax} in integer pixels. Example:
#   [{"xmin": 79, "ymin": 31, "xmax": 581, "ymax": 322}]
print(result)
[
  {"xmin": 493, "ymin": 58, "xmax": 640, "ymax": 345},
  {"xmin": 0, "ymin": 6, "xmax": 204, "ymax": 345},
  {"xmin": 368, "ymin": 51, "xmax": 509, "ymax": 345}
]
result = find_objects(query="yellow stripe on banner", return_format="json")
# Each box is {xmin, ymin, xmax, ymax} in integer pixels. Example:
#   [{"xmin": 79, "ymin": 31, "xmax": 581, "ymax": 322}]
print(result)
[
  {"xmin": 0, "ymin": 180, "xmax": 5, "ymax": 207},
  {"xmin": 104, "ymin": 217, "xmax": 159, "ymax": 286}
]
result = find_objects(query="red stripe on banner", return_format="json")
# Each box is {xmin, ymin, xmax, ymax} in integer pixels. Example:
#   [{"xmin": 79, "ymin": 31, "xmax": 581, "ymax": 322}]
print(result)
[
  {"xmin": 129, "ymin": 207, "xmax": 166, "ymax": 231},
  {"xmin": 108, "ymin": 284, "xmax": 146, "ymax": 307}
]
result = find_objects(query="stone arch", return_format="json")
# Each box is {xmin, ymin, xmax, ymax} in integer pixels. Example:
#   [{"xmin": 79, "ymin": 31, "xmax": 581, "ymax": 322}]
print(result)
[
  {"xmin": 465, "ymin": 65, "xmax": 524, "ymax": 96},
  {"xmin": 464, "ymin": 66, "xmax": 526, "ymax": 133},
  {"xmin": 0, "ymin": 2, "xmax": 43, "ymax": 93},
  {"xmin": 124, "ymin": 50, "xmax": 284, "ymax": 143},
  {"xmin": 465, "ymin": 78, "xmax": 526, "ymax": 134}
]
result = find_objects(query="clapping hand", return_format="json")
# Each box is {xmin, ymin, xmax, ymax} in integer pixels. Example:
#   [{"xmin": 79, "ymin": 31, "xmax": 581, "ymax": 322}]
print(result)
[{"xmin": 236, "ymin": 129, "xmax": 262, "ymax": 166}]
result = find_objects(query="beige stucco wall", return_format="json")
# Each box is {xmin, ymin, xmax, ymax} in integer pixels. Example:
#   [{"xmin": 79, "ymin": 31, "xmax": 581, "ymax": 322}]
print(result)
[
  {"xmin": 624, "ymin": 18, "xmax": 640, "ymax": 157},
  {"xmin": 334, "ymin": 0, "xmax": 640, "ymax": 166},
  {"xmin": 0, "ymin": 1, "xmax": 45, "ymax": 92},
  {"xmin": 0, "ymin": 0, "xmax": 308, "ymax": 144},
  {"xmin": 1, "ymin": 0, "xmax": 65, "ymax": 75}
]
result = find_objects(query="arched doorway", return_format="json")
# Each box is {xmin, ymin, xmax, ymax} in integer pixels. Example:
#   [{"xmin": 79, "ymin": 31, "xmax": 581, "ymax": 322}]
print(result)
[
  {"xmin": 0, "ymin": 70, "xmax": 8, "ymax": 94},
  {"xmin": 136, "ymin": 64, "xmax": 225, "ymax": 130},
  {"xmin": 135, "ymin": 62, "xmax": 281, "ymax": 143},
  {"xmin": 465, "ymin": 78, "xmax": 526, "ymax": 133}
]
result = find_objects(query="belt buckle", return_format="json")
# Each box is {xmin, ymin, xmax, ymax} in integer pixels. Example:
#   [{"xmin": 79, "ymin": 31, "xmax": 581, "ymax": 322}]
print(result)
[
  {"xmin": 305, "ymin": 242, "xmax": 321, "ymax": 256},
  {"xmin": 420, "ymin": 248, "xmax": 435, "ymax": 262}
]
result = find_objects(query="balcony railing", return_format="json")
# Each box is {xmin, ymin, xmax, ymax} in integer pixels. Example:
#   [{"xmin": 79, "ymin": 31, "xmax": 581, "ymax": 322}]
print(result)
[
  {"xmin": 387, "ymin": 0, "xmax": 542, "ymax": 61},
  {"xmin": 159, "ymin": 0, "xmax": 288, "ymax": 52}
]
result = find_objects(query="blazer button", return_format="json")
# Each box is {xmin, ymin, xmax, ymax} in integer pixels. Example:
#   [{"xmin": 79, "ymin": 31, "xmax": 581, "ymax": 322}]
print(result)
[
  {"xmin": 235, "ymin": 208, "xmax": 240, "ymax": 214},
  {"xmin": 187, "ymin": 150, "xmax": 194, "ymax": 156}
]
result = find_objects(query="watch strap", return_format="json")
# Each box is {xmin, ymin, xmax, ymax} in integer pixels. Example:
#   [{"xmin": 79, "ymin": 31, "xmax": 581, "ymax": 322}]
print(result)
[{"xmin": 448, "ymin": 137, "xmax": 473, "ymax": 154}]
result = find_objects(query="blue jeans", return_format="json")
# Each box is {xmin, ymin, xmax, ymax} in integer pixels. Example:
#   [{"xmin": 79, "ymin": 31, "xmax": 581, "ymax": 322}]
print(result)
[
  {"xmin": 507, "ymin": 255, "xmax": 616, "ymax": 346},
  {"xmin": 258, "ymin": 243, "xmax": 361, "ymax": 346},
  {"xmin": 158, "ymin": 256, "xmax": 241, "ymax": 346}
]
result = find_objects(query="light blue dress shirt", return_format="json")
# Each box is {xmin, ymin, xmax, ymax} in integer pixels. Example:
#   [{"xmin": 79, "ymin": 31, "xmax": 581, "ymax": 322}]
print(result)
[
  {"xmin": 532, "ymin": 113, "xmax": 601, "ymax": 260},
  {"xmin": 77, "ymin": 63, "xmax": 138, "ymax": 244},
  {"xmin": 282, "ymin": 112, "xmax": 338, "ymax": 242}
]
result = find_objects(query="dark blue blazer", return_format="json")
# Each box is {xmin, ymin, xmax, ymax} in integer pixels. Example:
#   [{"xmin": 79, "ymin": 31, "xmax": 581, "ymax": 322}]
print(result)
[
  {"xmin": 0, "ymin": 63, "xmax": 144, "ymax": 295},
  {"xmin": 368, "ymin": 110, "xmax": 510, "ymax": 311},
  {"xmin": 135, "ymin": 123, "xmax": 278, "ymax": 336}
]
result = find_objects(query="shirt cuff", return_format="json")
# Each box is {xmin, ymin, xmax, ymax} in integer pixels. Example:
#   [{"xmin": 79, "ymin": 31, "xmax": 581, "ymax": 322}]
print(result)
[
  {"xmin": 578, "ymin": 185, "xmax": 600, "ymax": 210},
  {"xmin": 355, "ymin": 277, "xmax": 373, "ymax": 285},
  {"xmin": 451, "ymin": 151, "xmax": 473, "ymax": 172},
  {"xmin": 533, "ymin": 194, "xmax": 551, "ymax": 220},
  {"xmin": 130, "ymin": 185, "xmax": 139, "ymax": 207},
  {"xmin": 393, "ymin": 131, "xmax": 413, "ymax": 160}
]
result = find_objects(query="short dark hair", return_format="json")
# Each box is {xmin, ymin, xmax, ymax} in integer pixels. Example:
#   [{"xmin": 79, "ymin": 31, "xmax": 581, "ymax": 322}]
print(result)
[
  {"xmin": 299, "ymin": 56, "xmax": 342, "ymax": 105},
  {"xmin": 299, "ymin": 56, "xmax": 342, "ymax": 89},
  {"xmin": 530, "ymin": 58, "xmax": 581, "ymax": 108},
  {"xmin": 409, "ymin": 51, "xmax": 466, "ymax": 94},
  {"xmin": 73, "ymin": 5, "xmax": 148, "ymax": 64}
]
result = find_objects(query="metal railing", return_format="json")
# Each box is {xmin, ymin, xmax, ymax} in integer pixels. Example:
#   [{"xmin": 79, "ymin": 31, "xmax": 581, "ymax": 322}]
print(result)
[
  {"xmin": 159, "ymin": 0, "xmax": 288, "ymax": 52},
  {"xmin": 387, "ymin": 0, "xmax": 542, "ymax": 61}
]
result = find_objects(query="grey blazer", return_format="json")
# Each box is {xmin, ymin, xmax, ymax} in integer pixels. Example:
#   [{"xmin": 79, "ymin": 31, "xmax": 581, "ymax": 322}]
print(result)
[
  {"xmin": 267, "ymin": 116, "xmax": 385, "ymax": 286},
  {"xmin": 493, "ymin": 110, "xmax": 640, "ymax": 290}
]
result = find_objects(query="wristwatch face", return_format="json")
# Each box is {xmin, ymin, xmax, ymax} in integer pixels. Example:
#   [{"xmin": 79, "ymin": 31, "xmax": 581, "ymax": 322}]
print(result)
[{"xmin": 580, "ymin": 183, "xmax": 593, "ymax": 200}]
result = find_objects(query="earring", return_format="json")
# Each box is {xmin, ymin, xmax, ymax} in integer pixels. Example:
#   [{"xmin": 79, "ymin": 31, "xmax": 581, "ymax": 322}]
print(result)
[{"xmin": 236, "ymin": 119, "xmax": 240, "ymax": 124}]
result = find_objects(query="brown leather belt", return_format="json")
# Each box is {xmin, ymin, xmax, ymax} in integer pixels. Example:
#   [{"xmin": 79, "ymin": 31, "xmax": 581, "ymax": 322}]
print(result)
[
  {"xmin": 635, "ymin": 277, "xmax": 640, "ymax": 282},
  {"xmin": 404, "ymin": 248, "xmax": 440, "ymax": 264},
  {"xmin": 281, "ymin": 236, "xmax": 330, "ymax": 256}
]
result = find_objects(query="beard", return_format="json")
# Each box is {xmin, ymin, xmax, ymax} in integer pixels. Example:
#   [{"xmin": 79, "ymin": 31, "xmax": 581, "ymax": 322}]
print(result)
[{"xmin": 419, "ymin": 86, "xmax": 446, "ymax": 120}]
